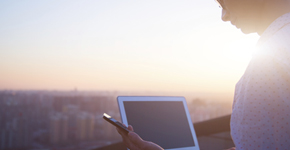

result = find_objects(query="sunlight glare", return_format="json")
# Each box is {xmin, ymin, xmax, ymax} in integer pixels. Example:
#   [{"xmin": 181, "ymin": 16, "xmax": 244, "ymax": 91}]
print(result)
[{"xmin": 223, "ymin": 37, "xmax": 257, "ymax": 63}]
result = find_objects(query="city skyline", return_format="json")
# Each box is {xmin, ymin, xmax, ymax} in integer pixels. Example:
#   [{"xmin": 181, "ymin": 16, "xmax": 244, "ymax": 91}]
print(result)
[
  {"xmin": 0, "ymin": 90, "xmax": 231, "ymax": 149},
  {"xmin": 0, "ymin": 1, "xmax": 259, "ymax": 97}
]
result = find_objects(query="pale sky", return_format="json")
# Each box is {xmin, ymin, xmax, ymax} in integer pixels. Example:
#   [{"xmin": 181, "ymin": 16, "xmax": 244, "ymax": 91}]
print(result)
[{"xmin": 0, "ymin": 0, "xmax": 260, "ymax": 96}]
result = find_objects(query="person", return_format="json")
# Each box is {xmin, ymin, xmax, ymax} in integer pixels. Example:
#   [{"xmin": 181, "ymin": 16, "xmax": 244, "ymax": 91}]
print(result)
[{"xmin": 117, "ymin": 0, "xmax": 290, "ymax": 149}]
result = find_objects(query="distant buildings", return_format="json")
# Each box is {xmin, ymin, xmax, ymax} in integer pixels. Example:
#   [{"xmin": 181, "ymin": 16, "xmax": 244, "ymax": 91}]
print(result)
[
  {"xmin": 76, "ymin": 112, "xmax": 95, "ymax": 141},
  {"xmin": 0, "ymin": 90, "xmax": 232, "ymax": 149},
  {"xmin": 188, "ymin": 99, "xmax": 232, "ymax": 123},
  {"xmin": 0, "ymin": 92, "xmax": 33, "ymax": 149},
  {"xmin": 49, "ymin": 112, "xmax": 68, "ymax": 145},
  {"xmin": 0, "ymin": 90, "xmax": 121, "ymax": 149}
]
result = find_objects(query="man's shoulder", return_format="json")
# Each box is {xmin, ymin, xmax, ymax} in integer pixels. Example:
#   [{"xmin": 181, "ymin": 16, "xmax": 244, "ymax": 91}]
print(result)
[{"xmin": 257, "ymin": 12, "xmax": 290, "ymax": 46}]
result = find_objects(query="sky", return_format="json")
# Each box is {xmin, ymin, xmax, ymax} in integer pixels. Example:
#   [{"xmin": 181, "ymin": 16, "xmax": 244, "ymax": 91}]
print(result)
[{"xmin": 0, "ymin": 0, "xmax": 260, "ymax": 97}]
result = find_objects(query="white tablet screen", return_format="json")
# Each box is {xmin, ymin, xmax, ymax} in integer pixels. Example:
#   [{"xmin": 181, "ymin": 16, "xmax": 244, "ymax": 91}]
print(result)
[{"xmin": 123, "ymin": 101, "xmax": 195, "ymax": 149}]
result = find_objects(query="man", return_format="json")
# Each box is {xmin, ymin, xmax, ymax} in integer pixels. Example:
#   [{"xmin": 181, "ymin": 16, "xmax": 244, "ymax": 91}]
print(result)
[
  {"xmin": 219, "ymin": 0, "xmax": 290, "ymax": 149},
  {"xmin": 117, "ymin": 0, "xmax": 290, "ymax": 149}
]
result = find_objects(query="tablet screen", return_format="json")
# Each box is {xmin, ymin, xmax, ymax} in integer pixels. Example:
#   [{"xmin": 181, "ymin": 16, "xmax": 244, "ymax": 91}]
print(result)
[{"xmin": 123, "ymin": 101, "xmax": 195, "ymax": 149}]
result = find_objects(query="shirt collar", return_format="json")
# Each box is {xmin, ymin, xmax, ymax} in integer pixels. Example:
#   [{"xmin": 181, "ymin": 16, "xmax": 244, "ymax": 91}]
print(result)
[{"xmin": 257, "ymin": 12, "xmax": 290, "ymax": 46}]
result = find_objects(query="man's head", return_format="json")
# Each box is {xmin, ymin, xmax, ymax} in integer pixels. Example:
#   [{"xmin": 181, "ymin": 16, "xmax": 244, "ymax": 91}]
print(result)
[
  {"xmin": 217, "ymin": 0, "xmax": 264, "ymax": 34},
  {"xmin": 217, "ymin": 0, "xmax": 290, "ymax": 35}
]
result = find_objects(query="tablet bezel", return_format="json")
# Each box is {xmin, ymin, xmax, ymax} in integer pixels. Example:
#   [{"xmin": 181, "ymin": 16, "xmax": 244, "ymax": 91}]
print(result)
[{"xmin": 117, "ymin": 96, "xmax": 200, "ymax": 150}]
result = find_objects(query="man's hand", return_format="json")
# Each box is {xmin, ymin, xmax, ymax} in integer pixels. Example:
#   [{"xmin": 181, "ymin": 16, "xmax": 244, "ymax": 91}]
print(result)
[{"xmin": 116, "ymin": 124, "xmax": 164, "ymax": 150}]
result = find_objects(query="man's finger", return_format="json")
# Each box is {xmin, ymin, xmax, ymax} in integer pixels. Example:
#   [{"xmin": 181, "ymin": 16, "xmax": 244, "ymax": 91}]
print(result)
[
  {"xmin": 116, "ymin": 127, "xmax": 124, "ymax": 135},
  {"xmin": 119, "ymin": 131, "xmax": 141, "ymax": 150},
  {"xmin": 128, "ymin": 132, "xmax": 146, "ymax": 148},
  {"xmin": 129, "ymin": 143, "xmax": 141, "ymax": 150},
  {"xmin": 119, "ymin": 130, "xmax": 132, "ymax": 148},
  {"xmin": 128, "ymin": 125, "xmax": 134, "ymax": 131}
]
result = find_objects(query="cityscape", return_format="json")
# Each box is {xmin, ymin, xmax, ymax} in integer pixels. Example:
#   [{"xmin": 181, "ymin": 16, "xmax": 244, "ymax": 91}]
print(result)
[{"xmin": 0, "ymin": 90, "xmax": 232, "ymax": 150}]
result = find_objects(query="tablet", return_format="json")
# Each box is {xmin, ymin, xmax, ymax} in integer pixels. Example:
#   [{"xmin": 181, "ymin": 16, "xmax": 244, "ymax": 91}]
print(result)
[{"xmin": 118, "ymin": 96, "xmax": 199, "ymax": 150}]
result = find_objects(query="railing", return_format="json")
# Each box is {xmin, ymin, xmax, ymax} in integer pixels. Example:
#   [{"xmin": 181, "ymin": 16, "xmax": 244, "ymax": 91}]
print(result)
[{"xmin": 95, "ymin": 114, "xmax": 233, "ymax": 150}]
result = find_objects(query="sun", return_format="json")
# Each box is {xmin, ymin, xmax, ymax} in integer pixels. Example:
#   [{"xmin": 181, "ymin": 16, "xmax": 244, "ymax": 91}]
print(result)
[{"xmin": 223, "ymin": 34, "xmax": 259, "ymax": 63}]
